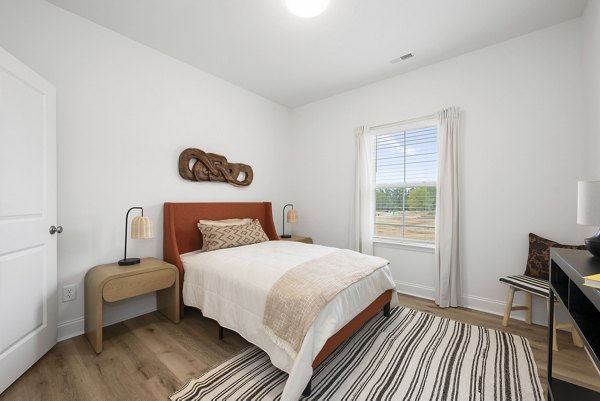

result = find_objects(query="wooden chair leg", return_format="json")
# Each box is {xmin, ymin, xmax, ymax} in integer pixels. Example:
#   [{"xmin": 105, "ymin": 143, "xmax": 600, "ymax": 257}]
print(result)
[
  {"xmin": 502, "ymin": 287, "xmax": 516, "ymax": 327},
  {"xmin": 551, "ymin": 300, "xmax": 584, "ymax": 350},
  {"xmin": 553, "ymin": 317, "xmax": 558, "ymax": 352},
  {"xmin": 524, "ymin": 292, "xmax": 532, "ymax": 324},
  {"xmin": 572, "ymin": 328, "xmax": 584, "ymax": 348}
]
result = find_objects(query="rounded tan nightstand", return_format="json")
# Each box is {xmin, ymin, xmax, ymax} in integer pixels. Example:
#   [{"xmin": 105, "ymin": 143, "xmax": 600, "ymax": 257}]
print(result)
[
  {"xmin": 280, "ymin": 235, "xmax": 313, "ymax": 244},
  {"xmin": 84, "ymin": 257, "xmax": 179, "ymax": 353}
]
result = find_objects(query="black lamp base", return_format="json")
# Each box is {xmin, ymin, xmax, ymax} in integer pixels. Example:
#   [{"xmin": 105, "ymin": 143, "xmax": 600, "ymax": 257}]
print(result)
[
  {"xmin": 280, "ymin": 235, "xmax": 291, "ymax": 239},
  {"xmin": 585, "ymin": 229, "xmax": 600, "ymax": 258},
  {"xmin": 118, "ymin": 257, "xmax": 141, "ymax": 266}
]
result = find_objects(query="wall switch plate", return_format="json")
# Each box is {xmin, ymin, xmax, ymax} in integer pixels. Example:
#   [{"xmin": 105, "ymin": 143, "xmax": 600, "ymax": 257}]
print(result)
[{"xmin": 62, "ymin": 284, "xmax": 77, "ymax": 302}]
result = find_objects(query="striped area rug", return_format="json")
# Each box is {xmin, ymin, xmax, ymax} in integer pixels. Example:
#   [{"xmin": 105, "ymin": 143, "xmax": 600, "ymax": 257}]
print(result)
[{"xmin": 171, "ymin": 307, "xmax": 544, "ymax": 401}]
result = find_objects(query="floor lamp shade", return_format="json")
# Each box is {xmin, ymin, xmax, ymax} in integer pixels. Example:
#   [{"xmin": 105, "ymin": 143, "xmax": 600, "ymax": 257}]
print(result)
[
  {"xmin": 118, "ymin": 207, "xmax": 154, "ymax": 266},
  {"xmin": 577, "ymin": 181, "xmax": 600, "ymax": 257}
]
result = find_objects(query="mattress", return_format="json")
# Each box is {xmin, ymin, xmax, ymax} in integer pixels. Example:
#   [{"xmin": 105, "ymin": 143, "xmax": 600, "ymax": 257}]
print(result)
[{"xmin": 181, "ymin": 240, "xmax": 397, "ymax": 401}]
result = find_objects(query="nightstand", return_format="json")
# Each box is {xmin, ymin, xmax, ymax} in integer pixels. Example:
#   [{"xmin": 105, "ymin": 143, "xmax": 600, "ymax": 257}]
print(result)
[
  {"xmin": 84, "ymin": 257, "xmax": 179, "ymax": 353},
  {"xmin": 280, "ymin": 235, "xmax": 313, "ymax": 244}
]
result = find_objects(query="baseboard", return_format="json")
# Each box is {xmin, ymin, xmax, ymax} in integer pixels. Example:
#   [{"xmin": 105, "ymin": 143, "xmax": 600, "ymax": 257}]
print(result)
[
  {"xmin": 57, "ymin": 305, "xmax": 158, "ymax": 342},
  {"xmin": 395, "ymin": 280, "xmax": 505, "ymax": 316},
  {"xmin": 395, "ymin": 280, "xmax": 435, "ymax": 300},
  {"xmin": 462, "ymin": 293, "xmax": 507, "ymax": 316},
  {"xmin": 57, "ymin": 316, "xmax": 85, "ymax": 342},
  {"xmin": 395, "ymin": 281, "xmax": 552, "ymax": 327}
]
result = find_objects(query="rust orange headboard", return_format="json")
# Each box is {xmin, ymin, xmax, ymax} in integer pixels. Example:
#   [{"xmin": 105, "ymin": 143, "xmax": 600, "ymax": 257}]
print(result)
[{"xmin": 163, "ymin": 202, "xmax": 279, "ymax": 317}]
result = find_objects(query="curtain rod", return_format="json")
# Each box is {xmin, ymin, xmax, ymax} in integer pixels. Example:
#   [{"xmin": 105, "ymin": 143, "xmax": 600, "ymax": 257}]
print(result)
[{"xmin": 370, "ymin": 113, "xmax": 435, "ymax": 130}]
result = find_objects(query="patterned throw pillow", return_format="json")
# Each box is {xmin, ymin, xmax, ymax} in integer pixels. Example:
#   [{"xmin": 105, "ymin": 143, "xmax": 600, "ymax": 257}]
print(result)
[
  {"xmin": 198, "ymin": 219, "xmax": 269, "ymax": 252},
  {"xmin": 524, "ymin": 233, "xmax": 585, "ymax": 280},
  {"xmin": 197, "ymin": 218, "xmax": 254, "ymax": 251}
]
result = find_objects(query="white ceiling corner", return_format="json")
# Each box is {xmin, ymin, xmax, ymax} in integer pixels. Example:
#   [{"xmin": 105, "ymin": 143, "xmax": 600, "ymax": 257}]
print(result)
[{"xmin": 45, "ymin": 0, "xmax": 588, "ymax": 108}]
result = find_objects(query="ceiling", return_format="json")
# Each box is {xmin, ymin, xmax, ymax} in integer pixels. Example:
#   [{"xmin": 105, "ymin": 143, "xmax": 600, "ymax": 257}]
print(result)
[{"xmin": 46, "ymin": 0, "xmax": 587, "ymax": 108}]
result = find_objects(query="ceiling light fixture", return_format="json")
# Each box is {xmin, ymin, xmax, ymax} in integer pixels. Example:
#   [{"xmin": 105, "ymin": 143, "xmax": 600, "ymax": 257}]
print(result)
[{"xmin": 285, "ymin": 0, "xmax": 330, "ymax": 18}]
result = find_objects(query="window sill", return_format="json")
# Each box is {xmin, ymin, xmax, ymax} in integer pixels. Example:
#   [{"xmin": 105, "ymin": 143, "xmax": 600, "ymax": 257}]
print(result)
[{"xmin": 372, "ymin": 238, "xmax": 435, "ymax": 253}]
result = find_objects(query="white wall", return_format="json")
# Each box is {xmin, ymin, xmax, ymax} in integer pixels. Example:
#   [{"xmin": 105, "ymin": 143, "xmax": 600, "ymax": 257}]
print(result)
[
  {"xmin": 291, "ymin": 19, "xmax": 589, "ymax": 323},
  {"xmin": 0, "ymin": 0, "xmax": 593, "ymax": 341},
  {"xmin": 0, "ymin": 0, "xmax": 292, "ymax": 340},
  {"xmin": 583, "ymin": 1, "xmax": 600, "ymax": 179}
]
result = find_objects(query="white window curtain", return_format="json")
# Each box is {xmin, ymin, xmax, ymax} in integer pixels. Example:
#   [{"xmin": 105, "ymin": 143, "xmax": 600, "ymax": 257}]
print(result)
[
  {"xmin": 350, "ymin": 125, "xmax": 374, "ymax": 255},
  {"xmin": 434, "ymin": 107, "xmax": 462, "ymax": 308}
]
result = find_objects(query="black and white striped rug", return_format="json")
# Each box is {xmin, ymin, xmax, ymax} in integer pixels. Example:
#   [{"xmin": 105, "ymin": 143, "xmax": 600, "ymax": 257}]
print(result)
[{"xmin": 171, "ymin": 307, "xmax": 544, "ymax": 401}]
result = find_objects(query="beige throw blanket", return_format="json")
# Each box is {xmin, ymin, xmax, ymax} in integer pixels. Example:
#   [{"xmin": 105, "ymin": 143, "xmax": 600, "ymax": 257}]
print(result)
[{"xmin": 263, "ymin": 249, "xmax": 388, "ymax": 359}]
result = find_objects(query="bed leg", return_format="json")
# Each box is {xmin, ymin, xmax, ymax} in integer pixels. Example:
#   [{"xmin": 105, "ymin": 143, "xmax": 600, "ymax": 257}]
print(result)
[
  {"xmin": 383, "ymin": 302, "xmax": 391, "ymax": 317},
  {"xmin": 302, "ymin": 379, "xmax": 311, "ymax": 397},
  {"xmin": 218, "ymin": 325, "xmax": 224, "ymax": 340}
]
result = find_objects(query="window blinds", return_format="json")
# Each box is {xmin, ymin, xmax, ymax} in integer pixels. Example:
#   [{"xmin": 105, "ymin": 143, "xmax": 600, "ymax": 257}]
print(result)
[
  {"xmin": 374, "ymin": 125, "xmax": 438, "ymax": 243},
  {"xmin": 375, "ymin": 126, "xmax": 437, "ymax": 187}
]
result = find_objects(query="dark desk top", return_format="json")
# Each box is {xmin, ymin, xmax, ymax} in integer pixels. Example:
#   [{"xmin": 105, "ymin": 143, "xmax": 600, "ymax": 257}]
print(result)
[{"xmin": 551, "ymin": 248, "xmax": 600, "ymax": 311}]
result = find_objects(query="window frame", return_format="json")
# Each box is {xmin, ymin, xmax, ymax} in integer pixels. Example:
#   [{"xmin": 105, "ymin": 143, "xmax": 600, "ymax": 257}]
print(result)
[{"xmin": 370, "ymin": 118, "xmax": 438, "ymax": 249}]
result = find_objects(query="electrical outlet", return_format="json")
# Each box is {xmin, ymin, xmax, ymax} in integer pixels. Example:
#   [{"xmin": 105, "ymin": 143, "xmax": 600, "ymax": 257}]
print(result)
[{"xmin": 62, "ymin": 284, "xmax": 77, "ymax": 302}]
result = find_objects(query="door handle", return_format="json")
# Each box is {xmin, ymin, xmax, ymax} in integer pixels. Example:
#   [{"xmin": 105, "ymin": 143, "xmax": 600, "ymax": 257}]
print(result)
[{"xmin": 49, "ymin": 225, "xmax": 63, "ymax": 235}]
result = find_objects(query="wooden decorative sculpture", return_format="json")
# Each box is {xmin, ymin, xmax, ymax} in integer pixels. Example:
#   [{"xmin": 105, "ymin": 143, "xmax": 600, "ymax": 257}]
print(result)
[{"xmin": 178, "ymin": 148, "xmax": 253, "ymax": 187}]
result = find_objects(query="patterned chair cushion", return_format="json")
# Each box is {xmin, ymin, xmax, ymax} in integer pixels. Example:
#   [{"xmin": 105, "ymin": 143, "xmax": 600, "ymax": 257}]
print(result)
[
  {"xmin": 198, "ymin": 219, "xmax": 269, "ymax": 252},
  {"xmin": 524, "ymin": 233, "xmax": 585, "ymax": 280},
  {"xmin": 499, "ymin": 275, "xmax": 550, "ymax": 297}
]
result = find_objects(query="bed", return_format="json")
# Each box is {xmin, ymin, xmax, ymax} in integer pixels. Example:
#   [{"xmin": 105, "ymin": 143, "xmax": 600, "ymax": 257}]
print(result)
[{"xmin": 163, "ymin": 201, "xmax": 396, "ymax": 400}]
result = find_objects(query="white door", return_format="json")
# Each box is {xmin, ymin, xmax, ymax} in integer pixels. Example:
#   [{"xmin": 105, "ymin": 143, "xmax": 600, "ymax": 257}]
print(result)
[{"xmin": 0, "ymin": 46, "xmax": 57, "ymax": 394}]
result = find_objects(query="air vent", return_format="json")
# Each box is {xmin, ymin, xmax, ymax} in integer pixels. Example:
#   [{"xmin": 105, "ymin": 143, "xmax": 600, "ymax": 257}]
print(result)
[{"xmin": 390, "ymin": 53, "xmax": 414, "ymax": 64}]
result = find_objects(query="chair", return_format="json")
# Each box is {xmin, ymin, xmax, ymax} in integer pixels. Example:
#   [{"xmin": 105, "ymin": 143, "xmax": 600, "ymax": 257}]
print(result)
[{"xmin": 499, "ymin": 233, "xmax": 585, "ymax": 351}]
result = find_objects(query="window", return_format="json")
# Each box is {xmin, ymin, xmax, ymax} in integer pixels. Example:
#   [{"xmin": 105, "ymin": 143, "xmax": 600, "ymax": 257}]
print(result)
[{"xmin": 374, "ymin": 123, "xmax": 438, "ymax": 245}]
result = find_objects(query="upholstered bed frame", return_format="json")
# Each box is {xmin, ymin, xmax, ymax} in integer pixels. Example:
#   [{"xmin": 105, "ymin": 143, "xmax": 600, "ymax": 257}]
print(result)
[
  {"xmin": 164, "ymin": 201, "xmax": 279, "ymax": 306},
  {"xmin": 162, "ymin": 201, "xmax": 392, "ymax": 375}
]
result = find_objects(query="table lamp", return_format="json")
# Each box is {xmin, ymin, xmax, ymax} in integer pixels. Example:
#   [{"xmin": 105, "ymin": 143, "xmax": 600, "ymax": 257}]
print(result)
[
  {"xmin": 281, "ymin": 204, "xmax": 298, "ymax": 239},
  {"xmin": 118, "ymin": 206, "xmax": 154, "ymax": 265}
]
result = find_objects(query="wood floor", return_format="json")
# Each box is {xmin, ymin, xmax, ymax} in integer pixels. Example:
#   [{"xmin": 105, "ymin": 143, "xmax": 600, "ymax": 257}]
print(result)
[{"xmin": 1, "ymin": 294, "xmax": 598, "ymax": 400}]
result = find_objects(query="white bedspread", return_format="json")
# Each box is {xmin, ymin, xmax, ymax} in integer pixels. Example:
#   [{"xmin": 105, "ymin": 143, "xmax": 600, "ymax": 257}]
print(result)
[{"xmin": 181, "ymin": 240, "xmax": 397, "ymax": 401}]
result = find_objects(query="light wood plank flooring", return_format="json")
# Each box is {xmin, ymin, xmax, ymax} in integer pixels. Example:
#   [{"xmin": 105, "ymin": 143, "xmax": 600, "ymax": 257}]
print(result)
[{"xmin": 1, "ymin": 294, "xmax": 598, "ymax": 400}]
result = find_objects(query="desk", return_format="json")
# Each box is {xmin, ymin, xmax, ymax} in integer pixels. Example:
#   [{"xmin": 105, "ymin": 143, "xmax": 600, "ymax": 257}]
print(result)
[{"xmin": 548, "ymin": 248, "xmax": 600, "ymax": 400}]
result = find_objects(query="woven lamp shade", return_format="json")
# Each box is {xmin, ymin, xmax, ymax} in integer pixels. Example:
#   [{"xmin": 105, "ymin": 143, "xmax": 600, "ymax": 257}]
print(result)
[
  {"xmin": 131, "ymin": 215, "xmax": 154, "ymax": 239},
  {"xmin": 287, "ymin": 209, "xmax": 299, "ymax": 223}
]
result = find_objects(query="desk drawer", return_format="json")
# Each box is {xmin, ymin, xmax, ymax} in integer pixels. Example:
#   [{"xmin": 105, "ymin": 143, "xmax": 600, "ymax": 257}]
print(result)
[{"xmin": 103, "ymin": 269, "xmax": 176, "ymax": 302}]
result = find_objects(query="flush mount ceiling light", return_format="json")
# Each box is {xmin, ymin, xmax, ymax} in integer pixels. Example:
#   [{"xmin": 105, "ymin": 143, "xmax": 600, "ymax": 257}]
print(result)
[{"xmin": 285, "ymin": 0, "xmax": 330, "ymax": 18}]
